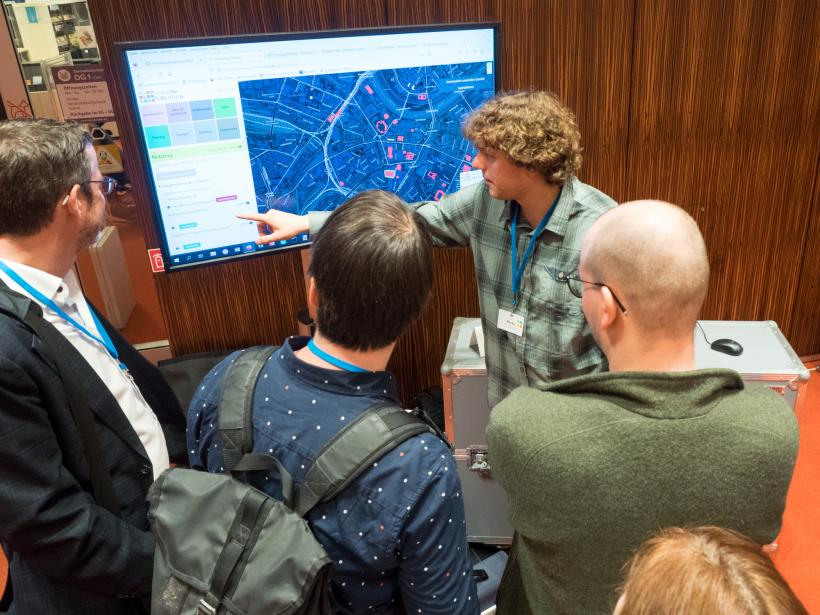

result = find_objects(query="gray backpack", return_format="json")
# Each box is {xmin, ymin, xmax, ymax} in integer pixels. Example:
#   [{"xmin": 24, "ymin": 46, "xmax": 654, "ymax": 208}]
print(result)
[{"xmin": 148, "ymin": 346, "xmax": 446, "ymax": 615}]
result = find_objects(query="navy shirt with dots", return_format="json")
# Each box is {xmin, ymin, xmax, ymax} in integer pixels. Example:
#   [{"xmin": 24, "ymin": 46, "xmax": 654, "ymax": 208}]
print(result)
[{"xmin": 188, "ymin": 337, "xmax": 479, "ymax": 614}]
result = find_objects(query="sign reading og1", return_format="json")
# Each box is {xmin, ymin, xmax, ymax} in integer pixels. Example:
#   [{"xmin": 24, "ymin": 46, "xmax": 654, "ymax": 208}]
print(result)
[{"xmin": 51, "ymin": 65, "xmax": 115, "ymax": 123}]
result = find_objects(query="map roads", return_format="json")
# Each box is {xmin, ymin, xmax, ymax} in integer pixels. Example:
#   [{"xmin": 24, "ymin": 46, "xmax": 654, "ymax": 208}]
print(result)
[{"xmin": 239, "ymin": 62, "xmax": 494, "ymax": 215}]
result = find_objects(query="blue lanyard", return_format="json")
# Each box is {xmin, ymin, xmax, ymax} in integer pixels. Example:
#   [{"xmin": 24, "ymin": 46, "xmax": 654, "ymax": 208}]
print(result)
[
  {"xmin": 0, "ymin": 261, "xmax": 126, "ymax": 370},
  {"xmin": 307, "ymin": 339, "xmax": 370, "ymax": 373},
  {"xmin": 510, "ymin": 188, "xmax": 562, "ymax": 305}
]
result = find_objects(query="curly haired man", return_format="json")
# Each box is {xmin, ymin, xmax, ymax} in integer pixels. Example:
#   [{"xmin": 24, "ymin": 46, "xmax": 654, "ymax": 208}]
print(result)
[{"xmin": 240, "ymin": 91, "xmax": 616, "ymax": 407}]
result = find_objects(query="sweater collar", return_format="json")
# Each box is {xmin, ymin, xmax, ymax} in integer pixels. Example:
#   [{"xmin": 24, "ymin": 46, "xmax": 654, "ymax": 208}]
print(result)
[{"xmin": 541, "ymin": 369, "xmax": 745, "ymax": 419}]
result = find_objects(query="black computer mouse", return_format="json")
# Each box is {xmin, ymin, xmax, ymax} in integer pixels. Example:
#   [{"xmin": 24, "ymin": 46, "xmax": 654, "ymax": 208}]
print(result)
[{"xmin": 711, "ymin": 338, "xmax": 743, "ymax": 356}]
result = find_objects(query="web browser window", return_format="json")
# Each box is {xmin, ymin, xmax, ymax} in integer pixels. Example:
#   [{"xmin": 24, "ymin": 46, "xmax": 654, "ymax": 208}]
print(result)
[{"xmin": 120, "ymin": 25, "xmax": 499, "ymax": 270}]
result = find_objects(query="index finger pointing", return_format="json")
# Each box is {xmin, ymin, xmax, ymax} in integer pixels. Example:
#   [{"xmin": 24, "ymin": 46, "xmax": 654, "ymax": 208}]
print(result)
[{"xmin": 236, "ymin": 212, "xmax": 266, "ymax": 222}]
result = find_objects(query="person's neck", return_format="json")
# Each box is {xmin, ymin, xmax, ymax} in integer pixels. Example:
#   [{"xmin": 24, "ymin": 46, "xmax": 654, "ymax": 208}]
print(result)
[
  {"xmin": 295, "ymin": 331, "xmax": 394, "ymax": 373},
  {"xmin": 0, "ymin": 230, "xmax": 76, "ymax": 278},
  {"xmin": 606, "ymin": 336, "xmax": 697, "ymax": 373},
  {"xmin": 516, "ymin": 181, "xmax": 562, "ymax": 228}
]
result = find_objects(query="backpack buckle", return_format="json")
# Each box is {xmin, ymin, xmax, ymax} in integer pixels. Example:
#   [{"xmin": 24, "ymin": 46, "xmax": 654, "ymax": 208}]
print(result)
[{"xmin": 197, "ymin": 598, "xmax": 217, "ymax": 615}]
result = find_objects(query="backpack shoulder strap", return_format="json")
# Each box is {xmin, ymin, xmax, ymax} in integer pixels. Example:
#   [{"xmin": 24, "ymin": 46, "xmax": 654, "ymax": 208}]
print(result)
[
  {"xmin": 218, "ymin": 345, "xmax": 277, "ymax": 472},
  {"xmin": 295, "ymin": 403, "xmax": 441, "ymax": 517}
]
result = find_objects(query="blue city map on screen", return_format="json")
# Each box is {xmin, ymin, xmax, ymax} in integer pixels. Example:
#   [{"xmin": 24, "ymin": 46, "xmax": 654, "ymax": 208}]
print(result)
[{"xmin": 238, "ymin": 62, "xmax": 494, "ymax": 215}]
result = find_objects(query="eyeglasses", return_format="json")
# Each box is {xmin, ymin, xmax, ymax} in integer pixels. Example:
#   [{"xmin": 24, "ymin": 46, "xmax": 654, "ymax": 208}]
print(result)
[
  {"xmin": 549, "ymin": 268, "xmax": 628, "ymax": 314},
  {"xmin": 81, "ymin": 177, "xmax": 118, "ymax": 200}
]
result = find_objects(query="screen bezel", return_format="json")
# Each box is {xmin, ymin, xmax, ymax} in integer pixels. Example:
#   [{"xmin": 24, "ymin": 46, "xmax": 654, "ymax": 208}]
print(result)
[{"xmin": 116, "ymin": 22, "xmax": 501, "ymax": 272}]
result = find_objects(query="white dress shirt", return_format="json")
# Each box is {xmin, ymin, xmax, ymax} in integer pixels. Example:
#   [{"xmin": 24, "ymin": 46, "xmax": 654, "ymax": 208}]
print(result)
[{"xmin": 0, "ymin": 259, "xmax": 169, "ymax": 479}]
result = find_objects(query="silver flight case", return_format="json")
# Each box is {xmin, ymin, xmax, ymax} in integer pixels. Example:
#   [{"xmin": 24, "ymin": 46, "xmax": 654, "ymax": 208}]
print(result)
[
  {"xmin": 694, "ymin": 320, "xmax": 810, "ymax": 411},
  {"xmin": 441, "ymin": 318, "xmax": 512, "ymax": 544},
  {"xmin": 441, "ymin": 318, "xmax": 809, "ymax": 545}
]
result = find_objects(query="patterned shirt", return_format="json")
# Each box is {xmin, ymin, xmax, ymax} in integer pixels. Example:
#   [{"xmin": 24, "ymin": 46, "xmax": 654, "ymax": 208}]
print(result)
[
  {"xmin": 188, "ymin": 338, "xmax": 478, "ymax": 614},
  {"xmin": 310, "ymin": 178, "xmax": 616, "ymax": 407}
]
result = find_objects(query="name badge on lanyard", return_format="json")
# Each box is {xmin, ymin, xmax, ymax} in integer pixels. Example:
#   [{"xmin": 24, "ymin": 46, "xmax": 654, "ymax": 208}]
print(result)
[{"xmin": 497, "ymin": 308, "xmax": 525, "ymax": 337}]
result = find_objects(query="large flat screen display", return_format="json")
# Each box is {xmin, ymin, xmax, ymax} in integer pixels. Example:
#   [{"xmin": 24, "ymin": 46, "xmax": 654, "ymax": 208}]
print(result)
[{"xmin": 118, "ymin": 24, "xmax": 499, "ymax": 270}]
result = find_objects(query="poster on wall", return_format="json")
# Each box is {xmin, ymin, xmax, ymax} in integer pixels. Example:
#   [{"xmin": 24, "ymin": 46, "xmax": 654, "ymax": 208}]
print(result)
[{"xmin": 51, "ymin": 65, "xmax": 115, "ymax": 123}]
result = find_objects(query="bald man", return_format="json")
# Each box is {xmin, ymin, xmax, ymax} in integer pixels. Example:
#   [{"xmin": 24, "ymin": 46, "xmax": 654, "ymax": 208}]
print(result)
[{"xmin": 486, "ymin": 201, "xmax": 799, "ymax": 615}]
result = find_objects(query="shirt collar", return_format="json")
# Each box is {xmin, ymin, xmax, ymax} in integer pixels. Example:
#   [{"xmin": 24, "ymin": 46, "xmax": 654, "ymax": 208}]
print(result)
[
  {"xmin": 0, "ymin": 258, "xmax": 74, "ymax": 305},
  {"xmin": 499, "ymin": 176, "xmax": 578, "ymax": 239},
  {"xmin": 495, "ymin": 194, "xmax": 513, "ymax": 225},
  {"xmin": 281, "ymin": 336, "xmax": 400, "ymax": 402},
  {"xmin": 544, "ymin": 177, "xmax": 577, "ymax": 238}
]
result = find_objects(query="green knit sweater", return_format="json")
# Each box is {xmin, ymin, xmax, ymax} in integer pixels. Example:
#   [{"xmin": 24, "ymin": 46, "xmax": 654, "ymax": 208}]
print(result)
[{"xmin": 486, "ymin": 369, "xmax": 798, "ymax": 615}]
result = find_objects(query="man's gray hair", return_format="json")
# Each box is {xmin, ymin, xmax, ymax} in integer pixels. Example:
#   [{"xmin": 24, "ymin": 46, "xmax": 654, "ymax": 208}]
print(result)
[{"xmin": 0, "ymin": 119, "xmax": 92, "ymax": 236}]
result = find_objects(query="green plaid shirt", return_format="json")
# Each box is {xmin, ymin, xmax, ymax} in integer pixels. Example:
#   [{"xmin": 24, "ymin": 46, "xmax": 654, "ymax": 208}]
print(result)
[{"xmin": 309, "ymin": 178, "xmax": 616, "ymax": 407}]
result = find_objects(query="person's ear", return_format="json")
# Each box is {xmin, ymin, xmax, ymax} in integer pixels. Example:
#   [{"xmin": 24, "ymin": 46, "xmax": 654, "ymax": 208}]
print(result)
[
  {"xmin": 307, "ymin": 277, "xmax": 319, "ymax": 320},
  {"xmin": 61, "ymin": 183, "xmax": 86, "ymax": 219},
  {"xmin": 597, "ymin": 285, "xmax": 620, "ymax": 332}
]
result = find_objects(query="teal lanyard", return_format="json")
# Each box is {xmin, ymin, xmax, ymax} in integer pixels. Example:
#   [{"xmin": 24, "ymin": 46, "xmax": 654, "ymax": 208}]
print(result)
[
  {"xmin": 307, "ymin": 339, "xmax": 370, "ymax": 373},
  {"xmin": 0, "ymin": 261, "xmax": 126, "ymax": 370},
  {"xmin": 510, "ymin": 188, "xmax": 562, "ymax": 305}
]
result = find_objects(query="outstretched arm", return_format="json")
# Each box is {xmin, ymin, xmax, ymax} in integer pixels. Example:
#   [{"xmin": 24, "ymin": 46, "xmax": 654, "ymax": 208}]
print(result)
[
  {"xmin": 238, "ymin": 183, "xmax": 488, "ymax": 248},
  {"xmin": 237, "ymin": 210, "xmax": 310, "ymax": 245}
]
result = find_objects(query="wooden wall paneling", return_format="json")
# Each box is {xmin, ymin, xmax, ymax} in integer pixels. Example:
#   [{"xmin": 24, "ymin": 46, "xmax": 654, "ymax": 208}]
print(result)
[
  {"xmin": 626, "ymin": 0, "xmax": 820, "ymax": 351},
  {"xmin": 788, "ymin": 0, "xmax": 820, "ymax": 357},
  {"xmin": 385, "ymin": 0, "xmax": 502, "ymax": 28},
  {"xmin": 525, "ymin": 0, "xmax": 634, "ymax": 202},
  {"xmin": 87, "ymin": 0, "xmax": 388, "ymax": 356},
  {"xmin": 790, "ymin": 157, "xmax": 820, "ymax": 356}
]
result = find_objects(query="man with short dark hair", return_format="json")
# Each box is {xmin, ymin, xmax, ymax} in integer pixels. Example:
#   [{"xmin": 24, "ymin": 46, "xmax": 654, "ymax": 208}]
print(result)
[
  {"xmin": 238, "ymin": 91, "xmax": 616, "ymax": 406},
  {"xmin": 189, "ymin": 190, "xmax": 479, "ymax": 614},
  {"xmin": 486, "ymin": 201, "xmax": 799, "ymax": 615},
  {"xmin": 0, "ymin": 119, "xmax": 184, "ymax": 614}
]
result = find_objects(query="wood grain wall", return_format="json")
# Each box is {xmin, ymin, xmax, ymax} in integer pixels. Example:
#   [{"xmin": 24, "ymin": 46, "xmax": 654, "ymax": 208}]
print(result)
[
  {"xmin": 88, "ymin": 0, "xmax": 820, "ymax": 405},
  {"xmin": 627, "ymin": 0, "xmax": 820, "ymax": 340}
]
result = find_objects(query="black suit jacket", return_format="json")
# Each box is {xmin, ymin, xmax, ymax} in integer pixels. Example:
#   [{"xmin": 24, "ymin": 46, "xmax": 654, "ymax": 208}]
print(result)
[{"xmin": 0, "ymin": 282, "xmax": 184, "ymax": 615}]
